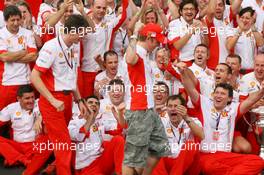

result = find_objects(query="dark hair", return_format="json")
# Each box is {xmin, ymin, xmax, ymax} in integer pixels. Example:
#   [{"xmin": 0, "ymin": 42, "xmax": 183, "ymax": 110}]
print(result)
[
  {"xmin": 218, "ymin": 63, "xmax": 232, "ymax": 74},
  {"xmin": 166, "ymin": 94, "xmax": 186, "ymax": 106},
  {"xmin": 239, "ymin": 7, "xmax": 255, "ymax": 17},
  {"xmin": 17, "ymin": 85, "xmax": 34, "ymax": 97},
  {"xmin": 214, "ymin": 83, "xmax": 233, "ymax": 104},
  {"xmin": 114, "ymin": 2, "xmax": 122, "ymax": 14},
  {"xmin": 57, "ymin": 0, "xmax": 64, "ymax": 10},
  {"xmin": 226, "ymin": 54, "xmax": 242, "ymax": 64},
  {"xmin": 64, "ymin": 14, "xmax": 89, "ymax": 34},
  {"xmin": 179, "ymin": 0, "xmax": 198, "ymax": 15},
  {"xmin": 103, "ymin": 50, "xmax": 118, "ymax": 62},
  {"xmin": 154, "ymin": 81, "xmax": 169, "ymax": 94},
  {"xmin": 85, "ymin": 95, "xmax": 100, "ymax": 103},
  {"xmin": 16, "ymin": 1, "xmax": 32, "ymax": 15},
  {"xmin": 108, "ymin": 78, "xmax": 125, "ymax": 91},
  {"xmin": 4, "ymin": 5, "xmax": 22, "ymax": 21},
  {"xmin": 194, "ymin": 43, "xmax": 209, "ymax": 54}
]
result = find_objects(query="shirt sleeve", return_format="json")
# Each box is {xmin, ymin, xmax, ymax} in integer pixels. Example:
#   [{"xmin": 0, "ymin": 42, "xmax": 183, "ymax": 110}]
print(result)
[
  {"xmin": 238, "ymin": 78, "xmax": 249, "ymax": 97},
  {"xmin": 0, "ymin": 35, "xmax": 8, "ymax": 53},
  {"xmin": 26, "ymin": 30, "xmax": 37, "ymax": 52},
  {"xmin": 167, "ymin": 20, "xmax": 182, "ymax": 42},
  {"xmin": 34, "ymin": 43, "xmax": 54, "ymax": 73},
  {"xmin": 0, "ymin": 106, "xmax": 11, "ymax": 122},
  {"xmin": 226, "ymin": 26, "xmax": 236, "ymax": 38},
  {"xmin": 68, "ymin": 118, "xmax": 87, "ymax": 142}
]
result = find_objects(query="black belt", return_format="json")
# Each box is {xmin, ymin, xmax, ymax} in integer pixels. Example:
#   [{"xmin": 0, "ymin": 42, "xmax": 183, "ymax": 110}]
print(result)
[{"xmin": 62, "ymin": 90, "xmax": 72, "ymax": 95}]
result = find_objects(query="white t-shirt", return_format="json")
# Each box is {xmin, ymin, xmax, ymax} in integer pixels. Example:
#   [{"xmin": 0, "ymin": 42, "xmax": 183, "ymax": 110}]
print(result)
[
  {"xmin": 226, "ymin": 28, "xmax": 256, "ymax": 70},
  {"xmin": 0, "ymin": 101, "xmax": 40, "ymax": 143},
  {"xmin": 34, "ymin": 35, "xmax": 78, "ymax": 91},
  {"xmin": 162, "ymin": 116, "xmax": 202, "ymax": 158},
  {"xmin": 0, "ymin": 27, "xmax": 36, "ymax": 85},
  {"xmin": 197, "ymin": 95, "xmax": 240, "ymax": 153},
  {"xmin": 68, "ymin": 113, "xmax": 118, "ymax": 169},
  {"xmin": 168, "ymin": 17, "xmax": 202, "ymax": 61}
]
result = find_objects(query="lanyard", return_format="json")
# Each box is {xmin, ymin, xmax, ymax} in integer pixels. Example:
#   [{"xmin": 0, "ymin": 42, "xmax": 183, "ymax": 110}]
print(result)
[
  {"xmin": 215, "ymin": 113, "xmax": 221, "ymax": 131},
  {"xmin": 57, "ymin": 37, "xmax": 73, "ymax": 69},
  {"xmin": 119, "ymin": 29, "xmax": 127, "ymax": 46},
  {"xmin": 170, "ymin": 123, "xmax": 184, "ymax": 144}
]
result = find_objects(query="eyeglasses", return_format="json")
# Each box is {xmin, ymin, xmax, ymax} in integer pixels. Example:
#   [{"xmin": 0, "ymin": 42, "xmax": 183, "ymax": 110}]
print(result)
[{"xmin": 182, "ymin": 8, "xmax": 196, "ymax": 11}]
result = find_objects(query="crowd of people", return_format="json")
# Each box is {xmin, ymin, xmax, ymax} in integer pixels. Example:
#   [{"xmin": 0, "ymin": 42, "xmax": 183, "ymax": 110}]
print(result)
[{"xmin": 0, "ymin": 0, "xmax": 263, "ymax": 174}]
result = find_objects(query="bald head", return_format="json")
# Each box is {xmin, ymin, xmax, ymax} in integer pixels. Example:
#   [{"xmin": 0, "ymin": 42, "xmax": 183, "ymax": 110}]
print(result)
[{"xmin": 254, "ymin": 54, "xmax": 264, "ymax": 82}]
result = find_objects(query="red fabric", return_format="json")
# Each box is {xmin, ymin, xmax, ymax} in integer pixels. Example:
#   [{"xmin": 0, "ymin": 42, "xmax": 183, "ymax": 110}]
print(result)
[
  {"xmin": 0, "ymin": 85, "xmax": 20, "ymax": 110},
  {"xmin": 0, "ymin": 136, "xmax": 34, "ymax": 166},
  {"xmin": 81, "ymin": 71, "xmax": 97, "ymax": 98},
  {"xmin": 205, "ymin": 16, "xmax": 220, "ymax": 70},
  {"xmin": 25, "ymin": 0, "xmax": 42, "ymax": 20},
  {"xmin": 77, "ymin": 67, "xmax": 84, "ymax": 98},
  {"xmin": 127, "ymin": 57, "xmax": 148, "ymax": 110},
  {"xmin": 152, "ymin": 141, "xmax": 200, "ymax": 175},
  {"xmin": 168, "ymin": 37, "xmax": 180, "ymax": 61},
  {"xmin": 109, "ymin": 0, "xmax": 128, "ymax": 49},
  {"xmin": 200, "ymin": 152, "xmax": 264, "ymax": 175},
  {"xmin": 165, "ymin": 62, "xmax": 181, "ymax": 81},
  {"xmin": 34, "ymin": 65, "xmax": 55, "ymax": 92},
  {"xmin": 246, "ymin": 130, "xmax": 260, "ymax": 155},
  {"xmin": 76, "ymin": 136, "xmax": 125, "ymax": 175},
  {"xmin": 23, "ymin": 134, "xmax": 53, "ymax": 175},
  {"xmin": 37, "ymin": 93, "xmax": 73, "ymax": 175}
]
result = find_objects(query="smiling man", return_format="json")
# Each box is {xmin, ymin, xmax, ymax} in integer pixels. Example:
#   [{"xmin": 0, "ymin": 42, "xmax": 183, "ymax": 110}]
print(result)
[
  {"xmin": 0, "ymin": 5, "xmax": 37, "ymax": 110},
  {"xmin": 177, "ymin": 62, "xmax": 264, "ymax": 175},
  {"xmin": 94, "ymin": 50, "xmax": 122, "ymax": 99},
  {"xmin": 0, "ymin": 85, "xmax": 41, "ymax": 167}
]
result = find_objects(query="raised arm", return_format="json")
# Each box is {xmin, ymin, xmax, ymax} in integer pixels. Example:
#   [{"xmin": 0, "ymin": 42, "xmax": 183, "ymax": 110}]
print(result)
[
  {"xmin": 178, "ymin": 63, "xmax": 200, "ymax": 104},
  {"xmin": 231, "ymin": 0, "xmax": 243, "ymax": 15},
  {"xmin": 125, "ymin": 38, "xmax": 138, "ymax": 65},
  {"xmin": 152, "ymin": 0, "xmax": 169, "ymax": 30},
  {"xmin": 177, "ymin": 105, "xmax": 204, "ymax": 140},
  {"xmin": 45, "ymin": 0, "xmax": 73, "ymax": 28},
  {"xmin": 206, "ymin": 0, "xmax": 217, "ymax": 23}
]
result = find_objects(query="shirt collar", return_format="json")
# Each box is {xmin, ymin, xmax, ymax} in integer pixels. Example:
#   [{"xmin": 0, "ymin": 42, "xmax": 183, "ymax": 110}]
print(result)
[
  {"xmin": 169, "ymin": 119, "xmax": 184, "ymax": 129},
  {"xmin": 192, "ymin": 63, "xmax": 207, "ymax": 71},
  {"xmin": 180, "ymin": 16, "xmax": 191, "ymax": 27},
  {"xmin": 4, "ymin": 26, "xmax": 21, "ymax": 38},
  {"xmin": 136, "ymin": 44, "xmax": 148, "ymax": 59},
  {"xmin": 58, "ymin": 34, "xmax": 73, "ymax": 52}
]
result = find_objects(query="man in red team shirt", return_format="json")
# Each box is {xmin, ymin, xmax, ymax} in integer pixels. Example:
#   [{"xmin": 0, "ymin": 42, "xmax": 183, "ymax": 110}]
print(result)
[{"xmin": 122, "ymin": 23, "xmax": 170, "ymax": 175}]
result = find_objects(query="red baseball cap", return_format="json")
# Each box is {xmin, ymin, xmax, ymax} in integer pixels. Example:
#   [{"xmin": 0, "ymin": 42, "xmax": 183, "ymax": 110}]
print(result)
[{"xmin": 139, "ymin": 23, "xmax": 167, "ymax": 44}]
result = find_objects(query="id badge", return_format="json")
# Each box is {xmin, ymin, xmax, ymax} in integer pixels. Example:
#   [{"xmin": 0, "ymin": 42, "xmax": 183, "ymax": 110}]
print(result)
[{"xmin": 212, "ymin": 130, "xmax": 220, "ymax": 141}]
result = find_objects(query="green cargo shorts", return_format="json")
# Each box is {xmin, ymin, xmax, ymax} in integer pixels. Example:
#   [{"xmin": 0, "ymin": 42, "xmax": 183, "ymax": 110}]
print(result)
[{"xmin": 123, "ymin": 109, "xmax": 171, "ymax": 168}]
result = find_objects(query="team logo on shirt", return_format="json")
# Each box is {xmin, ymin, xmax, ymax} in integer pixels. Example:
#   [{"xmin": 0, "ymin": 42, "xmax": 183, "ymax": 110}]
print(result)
[
  {"xmin": 194, "ymin": 71, "xmax": 199, "ymax": 76},
  {"xmin": 105, "ymin": 105, "xmax": 111, "ymax": 112},
  {"xmin": 250, "ymin": 81, "xmax": 256, "ymax": 88},
  {"xmin": 221, "ymin": 111, "xmax": 228, "ymax": 117},
  {"xmin": 100, "ymin": 22, "xmax": 107, "ymax": 29},
  {"xmin": 59, "ymin": 52, "xmax": 63, "ymax": 58},
  {"xmin": 155, "ymin": 74, "xmax": 160, "ymax": 79},
  {"xmin": 15, "ymin": 111, "xmax": 21, "ymax": 116},
  {"xmin": 166, "ymin": 128, "xmax": 172, "ymax": 134},
  {"xmin": 92, "ymin": 125, "xmax": 99, "ymax": 132},
  {"xmin": 18, "ymin": 36, "xmax": 24, "ymax": 45}
]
